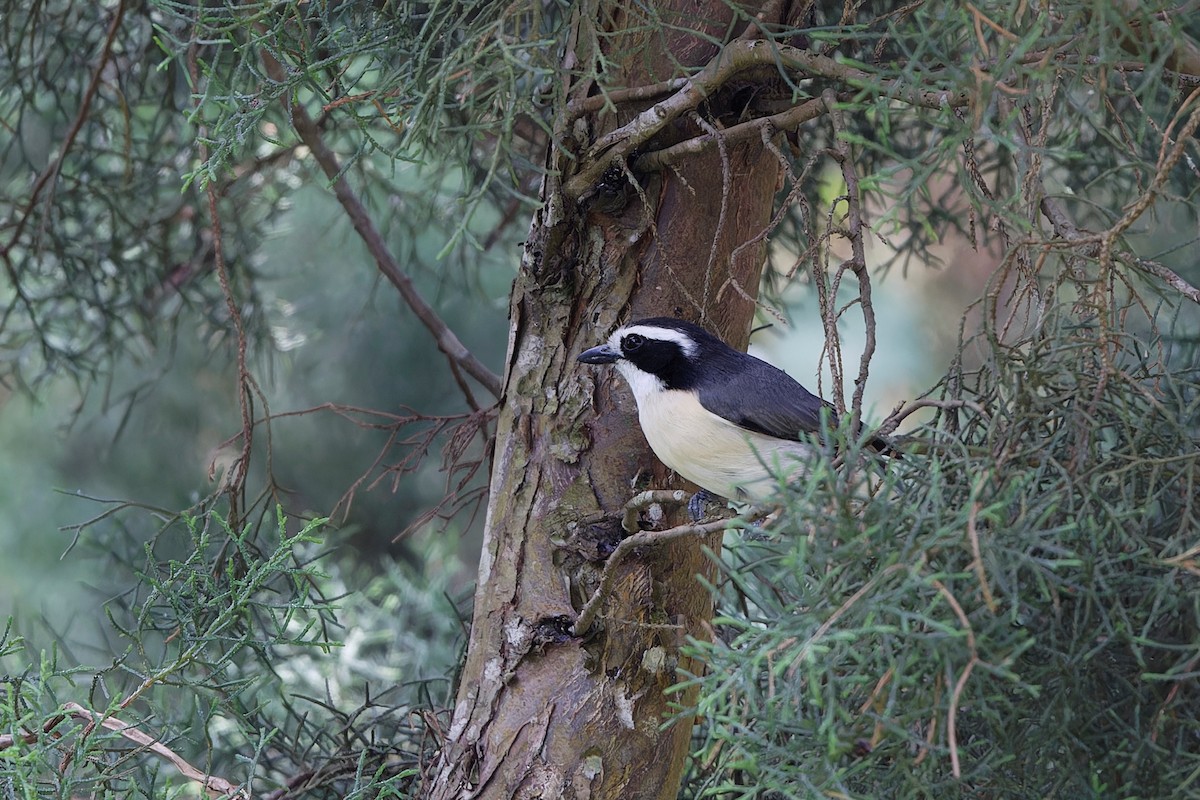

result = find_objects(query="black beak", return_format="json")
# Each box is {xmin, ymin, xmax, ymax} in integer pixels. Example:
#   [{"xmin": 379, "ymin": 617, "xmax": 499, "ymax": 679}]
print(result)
[{"xmin": 577, "ymin": 344, "xmax": 620, "ymax": 364}]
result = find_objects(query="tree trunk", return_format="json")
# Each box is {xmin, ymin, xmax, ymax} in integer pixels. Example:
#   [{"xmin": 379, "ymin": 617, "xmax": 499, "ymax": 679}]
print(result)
[{"xmin": 427, "ymin": 3, "xmax": 782, "ymax": 798}]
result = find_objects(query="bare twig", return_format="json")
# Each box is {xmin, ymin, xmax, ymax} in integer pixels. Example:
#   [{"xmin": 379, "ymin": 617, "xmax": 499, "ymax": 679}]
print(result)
[
  {"xmin": 931, "ymin": 579, "xmax": 979, "ymax": 780},
  {"xmin": 448, "ymin": 358, "xmax": 482, "ymax": 412},
  {"xmin": 0, "ymin": 0, "xmax": 126, "ymax": 261},
  {"xmin": 257, "ymin": 54, "xmax": 503, "ymax": 400},
  {"xmin": 737, "ymin": 0, "xmax": 788, "ymax": 42},
  {"xmin": 204, "ymin": 401, "xmax": 493, "ymax": 529},
  {"xmin": 573, "ymin": 515, "xmax": 733, "ymax": 636},
  {"xmin": 877, "ymin": 398, "xmax": 991, "ymax": 437},
  {"xmin": 1112, "ymin": 0, "xmax": 1200, "ymax": 77},
  {"xmin": 566, "ymin": 78, "xmax": 690, "ymax": 118},
  {"xmin": 1015, "ymin": 81, "xmax": 1200, "ymax": 308},
  {"xmin": 82, "ymin": 703, "xmax": 247, "ymax": 798},
  {"xmin": 189, "ymin": 13, "xmax": 262, "ymax": 528},
  {"xmin": 1129, "ymin": 257, "xmax": 1200, "ymax": 304},
  {"xmin": 823, "ymin": 90, "xmax": 876, "ymax": 433},
  {"xmin": 208, "ymin": 172, "xmax": 259, "ymax": 521},
  {"xmin": 1102, "ymin": 88, "xmax": 1200, "ymax": 248},
  {"xmin": 966, "ymin": 475, "xmax": 998, "ymax": 613},
  {"xmin": 811, "ymin": 213, "xmax": 844, "ymax": 412},
  {"xmin": 690, "ymin": 111, "xmax": 731, "ymax": 320},
  {"xmin": 780, "ymin": 564, "xmax": 908, "ymax": 678},
  {"xmin": 1037, "ymin": 198, "xmax": 1200, "ymax": 306},
  {"xmin": 566, "ymin": 30, "xmax": 1194, "ymax": 134},
  {"xmin": 713, "ymin": 125, "xmax": 811, "ymax": 321},
  {"xmin": 964, "ymin": 0, "xmax": 1022, "ymax": 53},
  {"xmin": 0, "ymin": 703, "xmax": 247, "ymax": 797}
]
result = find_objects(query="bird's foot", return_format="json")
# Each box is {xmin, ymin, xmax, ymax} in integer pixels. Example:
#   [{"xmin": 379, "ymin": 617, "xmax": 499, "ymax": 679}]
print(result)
[{"xmin": 687, "ymin": 489, "xmax": 719, "ymax": 521}]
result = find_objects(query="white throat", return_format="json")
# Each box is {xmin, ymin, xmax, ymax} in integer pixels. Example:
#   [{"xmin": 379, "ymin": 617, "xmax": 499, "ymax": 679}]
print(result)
[{"xmin": 614, "ymin": 361, "xmax": 666, "ymax": 404}]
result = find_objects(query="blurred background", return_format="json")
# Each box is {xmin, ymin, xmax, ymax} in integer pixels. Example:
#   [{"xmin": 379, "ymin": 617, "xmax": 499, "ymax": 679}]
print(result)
[{"xmin": 0, "ymin": 177, "xmax": 510, "ymax": 623}]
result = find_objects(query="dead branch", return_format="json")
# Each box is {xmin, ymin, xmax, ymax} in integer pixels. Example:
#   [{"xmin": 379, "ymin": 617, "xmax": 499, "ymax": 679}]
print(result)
[
  {"xmin": 202, "ymin": 401, "xmax": 494, "ymax": 529},
  {"xmin": 1026, "ymin": 87, "xmax": 1200, "ymax": 307},
  {"xmin": 0, "ymin": 703, "xmax": 246, "ymax": 798},
  {"xmin": 737, "ymin": 0, "xmax": 788, "ymax": 42},
  {"xmin": 1112, "ymin": 0, "xmax": 1200, "ymax": 78},
  {"xmin": 1129, "ymin": 257, "xmax": 1200, "ymax": 304},
  {"xmin": 71, "ymin": 703, "xmax": 247, "ymax": 798},
  {"xmin": 0, "ymin": 0, "xmax": 126, "ymax": 260},
  {"xmin": 781, "ymin": 563, "xmax": 909, "ymax": 680},
  {"xmin": 877, "ymin": 398, "xmax": 991, "ymax": 437},
  {"xmin": 567, "ymin": 78, "xmax": 690, "ymax": 118},
  {"xmin": 690, "ymin": 110, "xmax": 732, "ymax": 319},
  {"xmin": 930, "ymin": 579, "xmax": 979, "ymax": 780},
  {"xmin": 1101, "ymin": 88, "xmax": 1200, "ymax": 250}
]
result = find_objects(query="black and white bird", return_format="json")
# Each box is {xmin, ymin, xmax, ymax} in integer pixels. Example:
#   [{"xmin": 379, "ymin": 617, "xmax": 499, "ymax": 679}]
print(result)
[{"xmin": 578, "ymin": 317, "xmax": 876, "ymax": 504}]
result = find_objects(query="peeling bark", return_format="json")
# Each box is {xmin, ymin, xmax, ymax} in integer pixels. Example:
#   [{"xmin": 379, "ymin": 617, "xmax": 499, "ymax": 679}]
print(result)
[{"xmin": 426, "ymin": 3, "xmax": 783, "ymax": 798}]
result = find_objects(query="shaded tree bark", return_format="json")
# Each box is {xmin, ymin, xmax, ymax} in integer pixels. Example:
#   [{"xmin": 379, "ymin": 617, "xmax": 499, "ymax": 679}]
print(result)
[{"xmin": 427, "ymin": 3, "xmax": 783, "ymax": 798}]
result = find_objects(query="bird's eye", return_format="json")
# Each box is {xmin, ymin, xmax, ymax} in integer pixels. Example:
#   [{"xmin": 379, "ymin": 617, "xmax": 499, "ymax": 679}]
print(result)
[{"xmin": 622, "ymin": 333, "xmax": 645, "ymax": 352}]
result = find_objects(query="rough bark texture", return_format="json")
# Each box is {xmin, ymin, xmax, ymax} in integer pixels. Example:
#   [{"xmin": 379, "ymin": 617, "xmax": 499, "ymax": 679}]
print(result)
[{"xmin": 427, "ymin": 4, "xmax": 782, "ymax": 798}]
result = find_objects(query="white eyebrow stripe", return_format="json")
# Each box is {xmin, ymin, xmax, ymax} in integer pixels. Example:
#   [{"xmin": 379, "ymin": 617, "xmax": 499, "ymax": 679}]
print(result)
[{"xmin": 610, "ymin": 324, "xmax": 698, "ymax": 357}]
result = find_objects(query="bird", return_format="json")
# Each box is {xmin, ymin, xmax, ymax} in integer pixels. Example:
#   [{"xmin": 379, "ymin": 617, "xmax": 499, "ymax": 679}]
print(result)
[{"xmin": 577, "ymin": 316, "xmax": 883, "ymax": 505}]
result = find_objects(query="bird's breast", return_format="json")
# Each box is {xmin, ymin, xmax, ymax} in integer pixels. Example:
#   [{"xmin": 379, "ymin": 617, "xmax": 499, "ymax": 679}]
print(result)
[{"xmin": 634, "ymin": 389, "xmax": 816, "ymax": 502}]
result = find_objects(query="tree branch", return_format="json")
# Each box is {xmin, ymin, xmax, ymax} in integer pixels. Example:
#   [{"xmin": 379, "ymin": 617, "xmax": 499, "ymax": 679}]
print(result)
[
  {"xmin": 634, "ymin": 96, "xmax": 827, "ymax": 173},
  {"xmin": 257, "ymin": 57, "xmax": 503, "ymax": 400},
  {"xmin": 1129, "ymin": 257, "xmax": 1200, "ymax": 304},
  {"xmin": 1006, "ymin": 78, "xmax": 1200, "ymax": 308},
  {"xmin": 1112, "ymin": 0, "xmax": 1200, "ymax": 78},
  {"xmin": 188, "ymin": 10, "xmax": 261, "ymax": 527},
  {"xmin": 1102, "ymin": 88, "xmax": 1200, "ymax": 247},
  {"xmin": 619, "ymin": 489, "xmax": 691, "ymax": 533},
  {"xmin": 877, "ymin": 398, "xmax": 991, "ymax": 437},
  {"xmin": 738, "ymin": 0, "xmax": 788, "ymax": 41},
  {"xmin": 566, "ymin": 77, "xmax": 689, "ymax": 118},
  {"xmin": 0, "ymin": 703, "xmax": 246, "ymax": 797},
  {"xmin": 573, "ymin": 515, "xmax": 733, "ymax": 637},
  {"xmin": 823, "ymin": 89, "xmax": 876, "ymax": 431},
  {"xmin": 565, "ymin": 38, "xmax": 970, "ymax": 200},
  {"xmin": 92, "ymin": 703, "xmax": 246, "ymax": 798}
]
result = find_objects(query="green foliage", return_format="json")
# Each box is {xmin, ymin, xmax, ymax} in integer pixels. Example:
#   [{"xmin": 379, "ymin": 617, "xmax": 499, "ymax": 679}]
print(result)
[
  {"xmin": 0, "ymin": 0, "xmax": 278, "ymax": 388},
  {"xmin": 1, "ymin": 0, "xmax": 558, "ymax": 389},
  {"xmin": 680, "ymin": 302, "xmax": 1200, "ymax": 799},
  {"xmin": 167, "ymin": 0, "xmax": 567, "ymax": 234},
  {"xmin": 752, "ymin": 0, "xmax": 1200, "ymax": 295},
  {"xmin": 0, "ymin": 509, "xmax": 465, "ymax": 798}
]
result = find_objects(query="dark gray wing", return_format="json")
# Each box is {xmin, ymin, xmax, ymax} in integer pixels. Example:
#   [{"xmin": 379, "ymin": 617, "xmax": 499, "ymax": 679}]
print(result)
[{"xmin": 697, "ymin": 358, "xmax": 836, "ymax": 442}]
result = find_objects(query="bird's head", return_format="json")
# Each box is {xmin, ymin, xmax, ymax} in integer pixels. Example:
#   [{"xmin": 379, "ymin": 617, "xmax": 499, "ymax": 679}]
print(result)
[{"xmin": 577, "ymin": 317, "xmax": 717, "ymax": 396}]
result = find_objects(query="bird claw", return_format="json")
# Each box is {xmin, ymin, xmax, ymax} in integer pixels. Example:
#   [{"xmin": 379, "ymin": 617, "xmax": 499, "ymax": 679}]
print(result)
[{"xmin": 687, "ymin": 489, "xmax": 718, "ymax": 521}]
